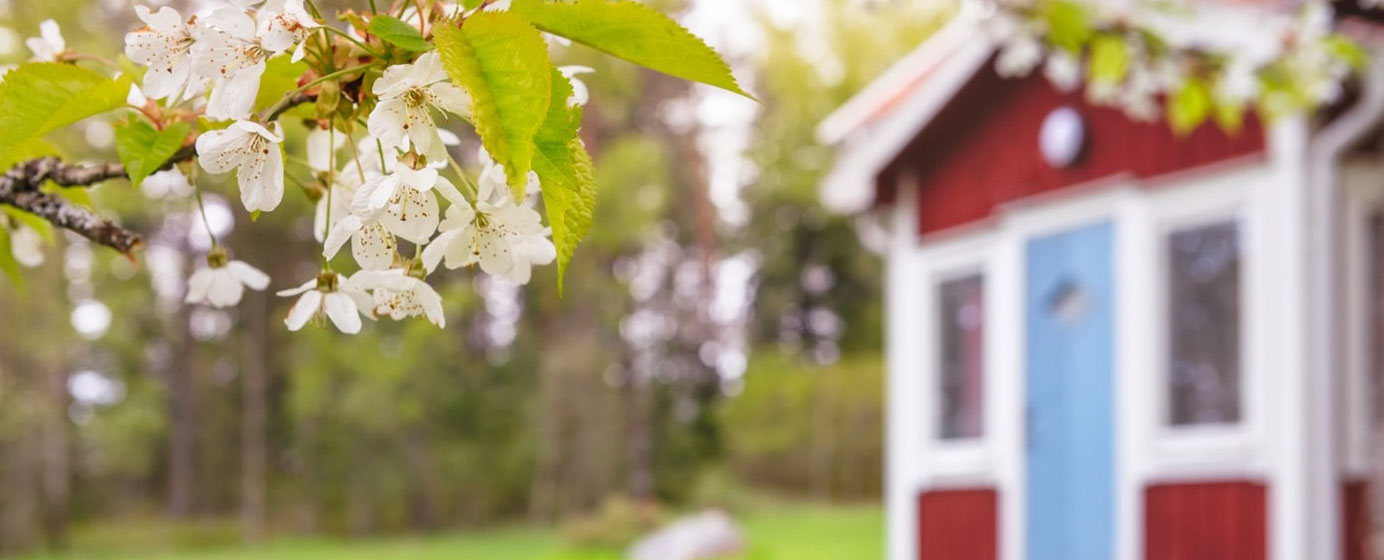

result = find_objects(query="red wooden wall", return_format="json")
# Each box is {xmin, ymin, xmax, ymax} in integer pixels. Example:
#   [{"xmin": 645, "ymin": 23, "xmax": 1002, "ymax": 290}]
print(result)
[
  {"xmin": 878, "ymin": 66, "xmax": 1265, "ymax": 236},
  {"xmin": 1145, "ymin": 481, "xmax": 1267, "ymax": 560},
  {"xmin": 917, "ymin": 488, "xmax": 997, "ymax": 560},
  {"xmin": 1343, "ymin": 479, "xmax": 1372, "ymax": 560}
]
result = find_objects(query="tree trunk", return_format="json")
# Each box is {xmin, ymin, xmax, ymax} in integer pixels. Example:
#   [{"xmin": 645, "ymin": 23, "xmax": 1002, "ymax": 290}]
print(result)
[
  {"xmin": 241, "ymin": 290, "xmax": 268, "ymax": 543},
  {"xmin": 402, "ymin": 428, "xmax": 441, "ymax": 530},
  {"xmin": 623, "ymin": 373, "xmax": 654, "ymax": 503},
  {"xmin": 346, "ymin": 455, "xmax": 372, "ymax": 537},
  {"xmin": 167, "ymin": 305, "xmax": 197, "ymax": 518},
  {"xmin": 41, "ymin": 366, "xmax": 69, "ymax": 550}
]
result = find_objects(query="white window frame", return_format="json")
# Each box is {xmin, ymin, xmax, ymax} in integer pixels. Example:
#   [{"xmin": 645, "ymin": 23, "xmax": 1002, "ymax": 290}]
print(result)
[
  {"xmin": 1139, "ymin": 167, "xmax": 1265, "ymax": 477},
  {"xmin": 909, "ymin": 229, "xmax": 999, "ymax": 487},
  {"xmin": 1341, "ymin": 163, "xmax": 1384, "ymax": 479}
]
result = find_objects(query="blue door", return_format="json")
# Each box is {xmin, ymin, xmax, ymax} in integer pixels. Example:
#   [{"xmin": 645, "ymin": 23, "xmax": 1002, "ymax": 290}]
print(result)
[{"xmin": 1025, "ymin": 221, "xmax": 1115, "ymax": 560}]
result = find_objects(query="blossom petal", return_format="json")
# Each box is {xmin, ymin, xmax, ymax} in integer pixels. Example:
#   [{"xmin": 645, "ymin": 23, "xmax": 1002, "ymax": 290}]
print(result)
[
  {"xmin": 185, "ymin": 267, "xmax": 213, "ymax": 303},
  {"xmin": 237, "ymin": 133, "xmax": 284, "ymax": 212},
  {"xmin": 194, "ymin": 127, "xmax": 250, "ymax": 174},
  {"xmin": 322, "ymin": 292, "xmax": 361, "ymax": 334},
  {"xmin": 284, "ymin": 290, "xmax": 321, "ymax": 330},
  {"xmin": 226, "ymin": 260, "xmax": 270, "ymax": 290},
  {"xmin": 427, "ymin": 82, "xmax": 470, "ymax": 116},
  {"xmin": 421, "ymin": 229, "xmax": 463, "ymax": 273},
  {"xmin": 276, "ymin": 279, "xmax": 316, "ymax": 297},
  {"xmin": 367, "ymin": 98, "xmax": 411, "ymax": 153},
  {"xmin": 322, "ymin": 214, "xmax": 362, "ymax": 259},
  {"xmin": 206, "ymin": 62, "xmax": 265, "ymax": 121},
  {"xmin": 351, "ymin": 221, "xmax": 397, "ymax": 270},
  {"xmin": 207, "ymin": 269, "xmax": 246, "ymax": 307},
  {"xmin": 383, "ymin": 188, "xmax": 438, "ymax": 245}
]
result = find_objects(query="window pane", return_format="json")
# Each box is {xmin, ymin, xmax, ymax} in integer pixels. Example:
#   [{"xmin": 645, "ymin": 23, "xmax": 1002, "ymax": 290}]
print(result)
[
  {"xmin": 938, "ymin": 274, "xmax": 985, "ymax": 439},
  {"xmin": 1167, "ymin": 220, "xmax": 1242, "ymax": 426}
]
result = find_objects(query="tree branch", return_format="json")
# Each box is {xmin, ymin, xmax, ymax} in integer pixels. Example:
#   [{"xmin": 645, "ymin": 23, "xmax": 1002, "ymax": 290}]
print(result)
[{"xmin": 0, "ymin": 157, "xmax": 143, "ymax": 254}]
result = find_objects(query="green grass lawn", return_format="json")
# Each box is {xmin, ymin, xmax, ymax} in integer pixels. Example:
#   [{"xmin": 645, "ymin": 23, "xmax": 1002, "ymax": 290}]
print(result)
[{"xmin": 22, "ymin": 505, "xmax": 882, "ymax": 560}]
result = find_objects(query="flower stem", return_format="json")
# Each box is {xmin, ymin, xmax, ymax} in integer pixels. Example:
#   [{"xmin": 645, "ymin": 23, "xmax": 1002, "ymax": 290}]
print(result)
[
  {"xmin": 322, "ymin": 124, "xmax": 337, "ymax": 268},
  {"xmin": 303, "ymin": 0, "xmax": 324, "ymax": 20},
  {"xmin": 347, "ymin": 135, "xmax": 368, "ymax": 183},
  {"xmin": 445, "ymin": 153, "xmax": 478, "ymax": 201},
  {"xmin": 189, "ymin": 166, "xmax": 218, "ymax": 251},
  {"xmin": 60, "ymin": 52, "xmax": 120, "ymax": 73},
  {"xmin": 320, "ymin": 25, "xmax": 384, "ymax": 58},
  {"xmin": 375, "ymin": 138, "xmax": 389, "ymax": 171}
]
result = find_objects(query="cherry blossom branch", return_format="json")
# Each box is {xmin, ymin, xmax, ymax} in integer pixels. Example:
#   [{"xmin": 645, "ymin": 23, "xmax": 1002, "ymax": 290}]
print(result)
[{"xmin": 0, "ymin": 94, "xmax": 317, "ymax": 254}]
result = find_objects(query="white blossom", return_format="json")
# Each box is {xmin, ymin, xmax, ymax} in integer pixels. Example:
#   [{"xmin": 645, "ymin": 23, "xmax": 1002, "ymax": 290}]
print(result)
[
  {"xmin": 195, "ymin": 121, "xmax": 285, "ymax": 212},
  {"xmin": 258, "ymin": 0, "xmax": 319, "ymax": 62},
  {"xmin": 559, "ymin": 65, "xmax": 594, "ymax": 107},
  {"xmin": 422, "ymin": 169, "xmax": 554, "ymax": 284},
  {"xmin": 26, "ymin": 20, "xmax": 65, "ymax": 62},
  {"xmin": 476, "ymin": 147, "xmax": 540, "ymax": 202},
  {"xmin": 124, "ymin": 6, "xmax": 197, "ymax": 100},
  {"xmin": 367, "ymin": 52, "xmax": 470, "ymax": 162},
  {"xmin": 278, "ymin": 275, "xmax": 366, "ymax": 334},
  {"xmin": 185, "ymin": 257, "xmax": 269, "ymax": 308},
  {"xmin": 322, "ymin": 213, "xmax": 398, "ymax": 271},
  {"xmin": 323, "ymin": 162, "xmax": 448, "ymax": 270},
  {"xmin": 996, "ymin": 35, "xmax": 1043, "ymax": 78},
  {"xmin": 1044, "ymin": 51, "xmax": 1082, "ymax": 92},
  {"xmin": 1217, "ymin": 57, "xmax": 1260, "ymax": 107},
  {"xmin": 352, "ymin": 163, "xmax": 444, "ymax": 243},
  {"xmin": 192, "ymin": 8, "xmax": 270, "ymax": 120},
  {"xmin": 357, "ymin": 270, "xmax": 445, "ymax": 327},
  {"xmin": 277, "ymin": 270, "xmax": 401, "ymax": 333}
]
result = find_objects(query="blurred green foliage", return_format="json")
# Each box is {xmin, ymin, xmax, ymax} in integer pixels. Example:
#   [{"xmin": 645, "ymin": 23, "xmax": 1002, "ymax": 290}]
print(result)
[{"xmin": 0, "ymin": 0, "xmax": 945, "ymax": 556}]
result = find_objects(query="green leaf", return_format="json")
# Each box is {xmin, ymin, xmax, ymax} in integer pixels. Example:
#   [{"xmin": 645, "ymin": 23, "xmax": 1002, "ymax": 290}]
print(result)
[
  {"xmin": 1168, "ymin": 78, "xmax": 1213, "ymax": 135},
  {"xmin": 1088, "ymin": 34, "xmax": 1129, "ymax": 85},
  {"xmin": 509, "ymin": 0, "xmax": 751, "ymax": 98},
  {"xmin": 1212, "ymin": 99, "xmax": 1245, "ymax": 134},
  {"xmin": 532, "ymin": 69, "xmax": 596, "ymax": 290},
  {"xmin": 115, "ymin": 120, "xmax": 190, "ymax": 190},
  {"xmin": 0, "ymin": 229, "xmax": 22, "ymax": 289},
  {"xmin": 0, "ymin": 63, "xmax": 131, "ymax": 165},
  {"xmin": 254, "ymin": 55, "xmax": 312, "ymax": 116},
  {"xmin": 369, "ymin": 15, "xmax": 432, "ymax": 52},
  {"xmin": 0, "ymin": 137, "xmax": 60, "ymax": 174},
  {"xmin": 1323, "ymin": 35, "xmax": 1368, "ymax": 72},
  {"xmin": 435, "ymin": 13, "xmax": 553, "ymax": 196},
  {"xmin": 2, "ymin": 207, "xmax": 54, "ymax": 244},
  {"xmin": 1043, "ymin": 0, "xmax": 1093, "ymax": 54}
]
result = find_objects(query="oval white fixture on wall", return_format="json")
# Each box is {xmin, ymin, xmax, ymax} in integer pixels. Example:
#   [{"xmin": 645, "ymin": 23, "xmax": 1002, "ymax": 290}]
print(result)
[{"xmin": 1040, "ymin": 106, "xmax": 1085, "ymax": 168}]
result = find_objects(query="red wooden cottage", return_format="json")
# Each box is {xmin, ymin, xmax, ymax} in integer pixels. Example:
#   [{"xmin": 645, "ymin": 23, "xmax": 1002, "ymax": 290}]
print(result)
[{"xmin": 819, "ymin": 5, "xmax": 1384, "ymax": 560}]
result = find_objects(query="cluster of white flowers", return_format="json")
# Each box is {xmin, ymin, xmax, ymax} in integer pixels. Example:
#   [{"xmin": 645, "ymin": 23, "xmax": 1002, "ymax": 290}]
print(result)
[
  {"xmin": 979, "ymin": 0, "xmax": 1355, "ymax": 123},
  {"xmin": 111, "ymin": 1, "xmax": 575, "ymax": 334}
]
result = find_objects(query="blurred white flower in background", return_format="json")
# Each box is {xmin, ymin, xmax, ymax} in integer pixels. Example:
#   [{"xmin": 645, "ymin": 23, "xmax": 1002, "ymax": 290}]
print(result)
[
  {"xmin": 70, "ymin": 299, "xmax": 111, "ymax": 340},
  {"xmin": 9, "ymin": 223, "xmax": 44, "ymax": 268},
  {"xmin": 26, "ymin": 19, "xmax": 65, "ymax": 62},
  {"xmin": 185, "ymin": 251, "xmax": 270, "ymax": 308},
  {"xmin": 559, "ymin": 65, "xmax": 595, "ymax": 107}
]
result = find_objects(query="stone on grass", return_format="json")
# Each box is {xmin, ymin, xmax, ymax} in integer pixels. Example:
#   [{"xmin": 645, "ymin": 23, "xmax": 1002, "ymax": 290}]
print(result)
[{"xmin": 626, "ymin": 509, "xmax": 745, "ymax": 560}]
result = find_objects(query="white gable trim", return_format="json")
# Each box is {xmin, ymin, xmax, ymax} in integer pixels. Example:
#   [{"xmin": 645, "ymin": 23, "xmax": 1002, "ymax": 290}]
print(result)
[{"xmin": 818, "ymin": 35, "xmax": 994, "ymax": 214}]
